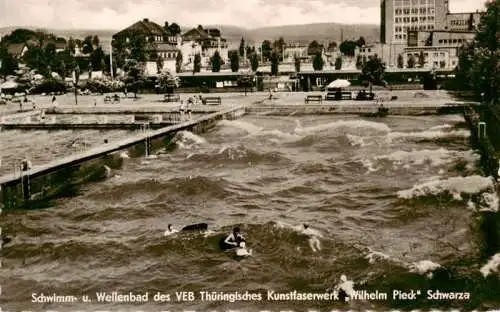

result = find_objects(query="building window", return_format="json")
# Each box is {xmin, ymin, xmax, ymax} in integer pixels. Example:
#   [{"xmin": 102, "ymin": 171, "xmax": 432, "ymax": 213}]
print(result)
[
  {"xmin": 420, "ymin": 0, "xmax": 426, "ymax": 4},
  {"xmin": 411, "ymin": 8, "xmax": 418, "ymax": 14},
  {"xmin": 424, "ymin": 52, "xmax": 428, "ymax": 57},
  {"xmin": 368, "ymin": 49, "xmax": 371, "ymax": 52},
  {"xmin": 412, "ymin": 0, "xmax": 418, "ymax": 5},
  {"xmin": 395, "ymin": 9, "xmax": 402, "ymax": 14},
  {"xmin": 396, "ymin": 17, "xmax": 401, "ymax": 23},
  {"xmin": 412, "ymin": 17, "xmax": 418, "ymax": 22}
]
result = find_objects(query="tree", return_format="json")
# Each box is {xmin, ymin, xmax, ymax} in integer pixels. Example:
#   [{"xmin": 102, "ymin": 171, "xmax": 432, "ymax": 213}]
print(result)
[
  {"xmin": 397, "ymin": 54, "xmax": 404, "ymax": 68},
  {"xmin": 0, "ymin": 47, "xmax": 18, "ymax": 76},
  {"xmin": 44, "ymin": 42, "xmax": 57, "ymax": 60},
  {"xmin": 239, "ymin": 37, "xmax": 245, "ymax": 57},
  {"xmin": 335, "ymin": 57, "xmax": 342, "ymax": 70},
  {"xmin": 82, "ymin": 36, "xmax": 94, "ymax": 54},
  {"xmin": 454, "ymin": 43, "xmax": 475, "ymax": 90},
  {"xmin": 156, "ymin": 55, "xmax": 164, "ymax": 73},
  {"xmin": 361, "ymin": 56, "xmax": 386, "ymax": 92},
  {"xmin": 468, "ymin": 13, "xmax": 475, "ymax": 31},
  {"xmin": 250, "ymin": 52, "xmax": 259, "ymax": 71},
  {"xmin": 175, "ymin": 51, "xmax": 183, "ymax": 73},
  {"xmin": 229, "ymin": 51, "xmax": 239, "ymax": 72},
  {"xmin": 211, "ymin": 50, "xmax": 222, "ymax": 72},
  {"xmin": 313, "ymin": 52, "xmax": 324, "ymax": 70},
  {"xmin": 270, "ymin": 52, "xmax": 279, "ymax": 76},
  {"xmin": 1, "ymin": 28, "xmax": 38, "ymax": 44},
  {"xmin": 294, "ymin": 56, "xmax": 301, "ymax": 72},
  {"xmin": 327, "ymin": 41, "xmax": 337, "ymax": 50},
  {"xmin": 272, "ymin": 37, "xmax": 285, "ymax": 60},
  {"xmin": 418, "ymin": 51, "xmax": 425, "ymax": 67},
  {"xmin": 90, "ymin": 47, "xmax": 105, "ymax": 71},
  {"xmin": 129, "ymin": 34, "xmax": 147, "ymax": 61},
  {"xmin": 158, "ymin": 70, "xmax": 178, "ymax": 94},
  {"xmin": 245, "ymin": 45, "xmax": 253, "ymax": 59},
  {"xmin": 407, "ymin": 55, "xmax": 416, "ymax": 68},
  {"xmin": 168, "ymin": 23, "xmax": 181, "ymax": 36},
  {"xmin": 339, "ymin": 40, "xmax": 357, "ymax": 57},
  {"xmin": 124, "ymin": 59, "xmax": 144, "ymax": 98},
  {"xmin": 356, "ymin": 55, "xmax": 363, "ymax": 69},
  {"xmin": 261, "ymin": 40, "xmax": 272, "ymax": 60},
  {"xmin": 308, "ymin": 40, "xmax": 322, "ymax": 55},
  {"xmin": 193, "ymin": 53, "xmax": 201, "ymax": 73},
  {"xmin": 356, "ymin": 36, "xmax": 366, "ymax": 47},
  {"xmin": 464, "ymin": 0, "xmax": 500, "ymax": 103},
  {"xmin": 92, "ymin": 35, "xmax": 100, "ymax": 48},
  {"xmin": 67, "ymin": 37, "xmax": 76, "ymax": 54}
]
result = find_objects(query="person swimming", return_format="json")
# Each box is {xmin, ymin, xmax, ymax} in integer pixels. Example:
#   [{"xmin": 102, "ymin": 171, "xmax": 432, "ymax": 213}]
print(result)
[
  {"xmin": 219, "ymin": 227, "xmax": 244, "ymax": 250},
  {"xmin": 235, "ymin": 241, "xmax": 252, "ymax": 257},
  {"xmin": 302, "ymin": 223, "xmax": 322, "ymax": 252},
  {"xmin": 164, "ymin": 224, "xmax": 180, "ymax": 236},
  {"xmin": 164, "ymin": 223, "xmax": 208, "ymax": 236}
]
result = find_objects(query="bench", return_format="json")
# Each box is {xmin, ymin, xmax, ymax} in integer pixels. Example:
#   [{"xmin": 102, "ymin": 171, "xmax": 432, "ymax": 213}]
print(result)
[
  {"xmin": 202, "ymin": 96, "xmax": 222, "ymax": 105},
  {"xmin": 304, "ymin": 95, "xmax": 323, "ymax": 104},
  {"xmin": 325, "ymin": 92, "xmax": 352, "ymax": 101},
  {"xmin": 355, "ymin": 92, "xmax": 375, "ymax": 101},
  {"xmin": 104, "ymin": 96, "xmax": 120, "ymax": 103},
  {"xmin": 164, "ymin": 94, "xmax": 180, "ymax": 102}
]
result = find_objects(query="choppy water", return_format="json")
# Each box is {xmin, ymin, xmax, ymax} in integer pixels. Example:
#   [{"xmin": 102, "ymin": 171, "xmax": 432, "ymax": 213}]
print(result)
[{"xmin": 2, "ymin": 114, "xmax": 500, "ymax": 311}]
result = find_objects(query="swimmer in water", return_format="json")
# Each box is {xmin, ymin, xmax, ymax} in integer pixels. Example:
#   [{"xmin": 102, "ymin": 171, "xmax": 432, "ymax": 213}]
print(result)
[
  {"xmin": 164, "ymin": 224, "xmax": 179, "ymax": 236},
  {"xmin": 224, "ymin": 227, "xmax": 244, "ymax": 248},
  {"xmin": 302, "ymin": 223, "xmax": 322, "ymax": 252},
  {"xmin": 235, "ymin": 241, "xmax": 252, "ymax": 257}
]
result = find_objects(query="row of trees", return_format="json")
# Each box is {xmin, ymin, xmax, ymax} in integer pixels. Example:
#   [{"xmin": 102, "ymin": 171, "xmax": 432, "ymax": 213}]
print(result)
[
  {"xmin": 454, "ymin": 0, "xmax": 499, "ymax": 103},
  {"xmin": 0, "ymin": 28, "xmax": 111, "ymax": 78}
]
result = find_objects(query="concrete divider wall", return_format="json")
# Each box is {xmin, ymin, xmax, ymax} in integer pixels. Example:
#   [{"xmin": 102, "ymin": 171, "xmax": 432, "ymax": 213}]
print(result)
[
  {"xmin": 246, "ymin": 105, "xmax": 458, "ymax": 116},
  {"xmin": 0, "ymin": 105, "xmax": 247, "ymax": 210},
  {"xmin": 462, "ymin": 105, "xmax": 500, "ymax": 260}
]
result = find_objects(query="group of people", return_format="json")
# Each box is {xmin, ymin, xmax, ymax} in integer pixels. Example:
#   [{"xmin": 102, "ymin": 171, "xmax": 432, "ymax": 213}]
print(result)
[
  {"xmin": 178, "ymin": 95, "xmax": 206, "ymax": 121},
  {"xmin": 164, "ymin": 222, "xmax": 323, "ymax": 257}
]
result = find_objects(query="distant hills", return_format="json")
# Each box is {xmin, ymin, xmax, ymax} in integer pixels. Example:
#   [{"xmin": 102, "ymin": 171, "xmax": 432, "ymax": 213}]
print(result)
[{"xmin": 0, "ymin": 22, "xmax": 380, "ymax": 49}]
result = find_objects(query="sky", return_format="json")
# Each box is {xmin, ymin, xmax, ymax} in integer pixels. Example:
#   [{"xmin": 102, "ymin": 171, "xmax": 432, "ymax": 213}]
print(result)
[{"xmin": 0, "ymin": 0, "xmax": 487, "ymax": 30}]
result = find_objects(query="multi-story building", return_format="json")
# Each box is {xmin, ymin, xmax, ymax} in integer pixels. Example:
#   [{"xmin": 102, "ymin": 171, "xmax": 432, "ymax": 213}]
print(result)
[
  {"xmin": 381, "ymin": 0, "xmax": 449, "ymax": 44},
  {"xmin": 181, "ymin": 26, "xmax": 229, "ymax": 69},
  {"xmin": 445, "ymin": 12, "xmax": 482, "ymax": 31},
  {"xmin": 113, "ymin": 18, "xmax": 181, "ymax": 75},
  {"xmin": 283, "ymin": 44, "xmax": 308, "ymax": 62},
  {"xmin": 379, "ymin": 0, "xmax": 483, "ymax": 69},
  {"xmin": 402, "ymin": 29, "xmax": 475, "ymax": 69}
]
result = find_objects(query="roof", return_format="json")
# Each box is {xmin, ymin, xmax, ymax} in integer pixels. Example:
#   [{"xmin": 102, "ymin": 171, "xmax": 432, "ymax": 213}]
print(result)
[
  {"xmin": 181, "ymin": 28, "xmax": 210, "ymax": 40},
  {"xmin": 114, "ymin": 19, "xmax": 167, "ymax": 37},
  {"xmin": 7, "ymin": 43, "xmax": 27, "ymax": 56},
  {"xmin": 42, "ymin": 41, "xmax": 67, "ymax": 50},
  {"xmin": 177, "ymin": 71, "xmax": 249, "ymax": 77}
]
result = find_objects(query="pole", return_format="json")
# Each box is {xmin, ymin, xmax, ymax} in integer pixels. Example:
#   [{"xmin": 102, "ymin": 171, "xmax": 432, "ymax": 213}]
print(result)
[
  {"xmin": 110, "ymin": 41, "xmax": 114, "ymax": 80},
  {"xmin": 73, "ymin": 65, "xmax": 80, "ymax": 105}
]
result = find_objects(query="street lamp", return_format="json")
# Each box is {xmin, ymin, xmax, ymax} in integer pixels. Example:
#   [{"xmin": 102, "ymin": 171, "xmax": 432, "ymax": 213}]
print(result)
[{"xmin": 73, "ymin": 65, "xmax": 80, "ymax": 105}]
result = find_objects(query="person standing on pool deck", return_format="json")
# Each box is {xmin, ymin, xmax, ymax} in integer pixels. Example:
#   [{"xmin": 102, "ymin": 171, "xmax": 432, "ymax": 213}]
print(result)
[
  {"xmin": 186, "ymin": 98, "xmax": 192, "ymax": 120},
  {"xmin": 179, "ymin": 100, "xmax": 186, "ymax": 121}
]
